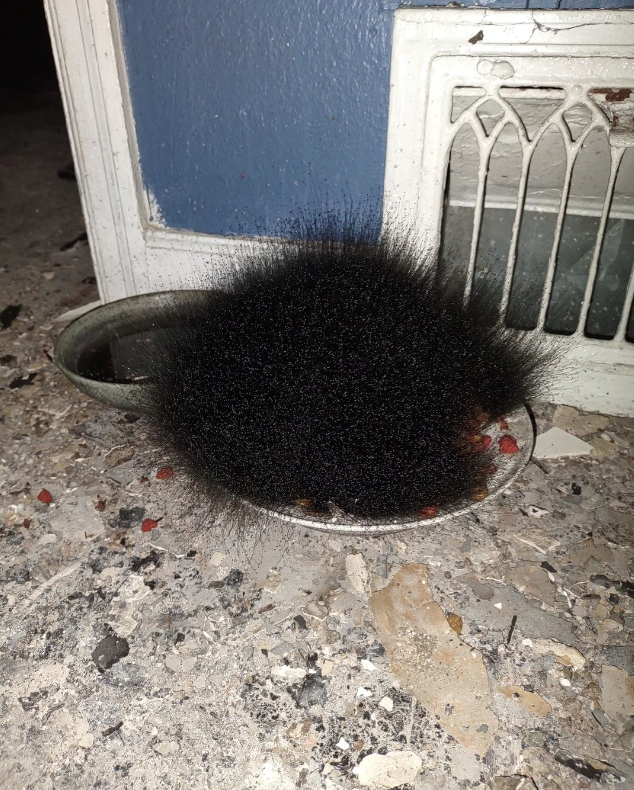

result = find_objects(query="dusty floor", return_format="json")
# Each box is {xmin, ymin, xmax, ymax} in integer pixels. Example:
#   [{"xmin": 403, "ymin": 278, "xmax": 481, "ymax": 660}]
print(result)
[{"xmin": 1, "ymin": 95, "xmax": 634, "ymax": 790}]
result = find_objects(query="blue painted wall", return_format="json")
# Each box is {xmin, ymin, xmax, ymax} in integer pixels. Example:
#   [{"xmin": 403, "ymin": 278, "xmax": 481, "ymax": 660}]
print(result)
[{"xmin": 116, "ymin": 0, "xmax": 634, "ymax": 237}]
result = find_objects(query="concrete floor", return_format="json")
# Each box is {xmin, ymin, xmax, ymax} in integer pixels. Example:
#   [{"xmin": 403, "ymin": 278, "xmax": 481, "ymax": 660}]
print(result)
[{"xmin": 1, "ymin": 94, "xmax": 634, "ymax": 790}]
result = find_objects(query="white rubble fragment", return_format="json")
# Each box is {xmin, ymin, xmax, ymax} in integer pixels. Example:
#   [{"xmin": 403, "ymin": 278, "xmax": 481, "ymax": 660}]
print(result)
[
  {"xmin": 534, "ymin": 428, "xmax": 593, "ymax": 459},
  {"xmin": 357, "ymin": 686, "xmax": 373, "ymax": 698},
  {"xmin": 77, "ymin": 733, "xmax": 94, "ymax": 749},
  {"xmin": 337, "ymin": 737, "xmax": 350, "ymax": 750},
  {"xmin": 53, "ymin": 300, "xmax": 102, "ymax": 323},
  {"xmin": 320, "ymin": 659, "xmax": 335, "ymax": 676},
  {"xmin": 360, "ymin": 659, "xmax": 376, "ymax": 672},
  {"xmin": 345, "ymin": 553, "xmax": 369, "ymax": 594},
  {"xmin": 271, "ymin": 665, "xmax": 307, "ymax": 681},
  {"xmin": 153, "ymin": 740, "xmax": 180, "ymax": 756},
  {"xmin": 524, "ymin": 505, "xmax": 549, "ymax": 518},
  {"xmin": 353, "ymin": 750, "xmax": 423, "ymax": 789},
  {"xmin": 378, "ymin": 697, "xmax": 394, "ymax": 712},
  {"xmin": 559, "ymin": 678, "xmax": 571, "ymax": 687},
  {"xmin": 530, "ymin": 639, "xmax": 586, "ymax": 669}
]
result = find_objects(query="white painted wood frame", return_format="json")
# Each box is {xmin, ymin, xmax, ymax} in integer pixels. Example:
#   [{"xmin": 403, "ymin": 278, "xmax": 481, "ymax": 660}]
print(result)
[
  {"xmin": 44, "ymin": 2, "xmax": 634, "ymax": 415},
  {"xmin": 43, "ymin": 0, "xmax": 258, "ymax": 304}
]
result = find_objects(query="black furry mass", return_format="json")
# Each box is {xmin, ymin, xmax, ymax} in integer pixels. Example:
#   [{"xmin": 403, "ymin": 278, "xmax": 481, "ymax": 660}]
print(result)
[{"xmin": 145, "ymin": 224, "xmax": 551, "ymax": 521}]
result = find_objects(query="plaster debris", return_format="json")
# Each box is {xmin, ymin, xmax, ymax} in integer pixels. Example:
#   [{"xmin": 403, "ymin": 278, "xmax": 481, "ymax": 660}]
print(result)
[
  {"xmin": 378, "ymin": 696, "xmax": 394, "ymax": 712},
  {"xmin": 345, "ymin": 552, "xmax": 369, "ymax": 594},
  {"xmin": 534, "ymin": 427, "xmax": 594, "ymax": 458},
  {"xmin": 352, "ymin": 750, "xmax": 422, "ymax": 789},
  {"xmin": 370, "ymin": 564, "xmax": 499, "ymax": 753},
  {"xmin": 53, "ymin": 300, "xmax": 101, "ymax": 323}
]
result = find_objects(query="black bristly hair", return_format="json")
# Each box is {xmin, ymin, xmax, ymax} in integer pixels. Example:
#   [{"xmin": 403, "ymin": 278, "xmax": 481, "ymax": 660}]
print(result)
[{"xmin": 143, "ymin": 216, "xmax": 553, "ymax": 521}]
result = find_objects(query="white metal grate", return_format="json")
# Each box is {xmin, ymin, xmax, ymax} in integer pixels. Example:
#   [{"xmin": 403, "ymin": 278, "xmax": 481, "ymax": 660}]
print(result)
[{"xmin": 384, "ymin": 9, "xmax": 634, "ymax": 416}]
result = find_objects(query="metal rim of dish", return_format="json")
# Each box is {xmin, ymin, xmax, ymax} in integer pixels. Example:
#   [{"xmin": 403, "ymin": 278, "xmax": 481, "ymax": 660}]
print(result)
[{"xmin": 243, "ymin": 405, "xmax": 534, "ymax": 535}]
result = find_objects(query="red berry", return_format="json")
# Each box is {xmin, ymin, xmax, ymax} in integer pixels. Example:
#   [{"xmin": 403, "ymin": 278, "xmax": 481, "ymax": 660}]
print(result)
[
  {"xmin": 499, "ymin": 435, "xmax": 519, "ymax": 454},
  {"xmin": 499, "ymin": 419, "xmax": 509, "ymax": 431},
  {"xmin": 481, "ymin": 435, "xmax": 492, "ymax": 450},
  {"xmin": 418, "ymin": 506, "xmax": 439, "ymax": 519},
  {"xmin": 23, "ymin": 518, "xmax": 31, "ymax": 528},
  {"xmin": 156, "ymin": 467, "xmax": 174, "ymax": 480},
  {"xmin": 141, "ymin": 518, "xmax": 159, "ymax": 532},
  {"xmin": 95, "ymin": 499, "xmax": 106, "ymax": 512},
  {"xmin": 37, "ymin": 489, "xmax": 53, "ymax": 504}
]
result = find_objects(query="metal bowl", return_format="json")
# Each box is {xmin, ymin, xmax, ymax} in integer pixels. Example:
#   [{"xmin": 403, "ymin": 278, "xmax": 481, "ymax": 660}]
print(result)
[{"xmin": 54, "ymin": 290, "xmax": 213, "ymax": 413}]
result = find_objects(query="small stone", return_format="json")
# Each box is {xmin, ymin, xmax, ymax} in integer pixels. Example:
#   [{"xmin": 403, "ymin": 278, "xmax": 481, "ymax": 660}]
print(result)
[
  {"xmin": 91, "ymin": 635, "xmax": 130, "ymax": 673},
  {"xmin": 270, "ymin": 641, "xmax": 293, "ymax": 657},
  {"xmin": 378, "ymin": 697, "xmax": 394, "ymax": 712},
  {"xmin": 523, "ymin": 505, "xmax": 549, "ymax": 518},
  {"xmin": 153, "ymin": 740, "xmax": 179, "ymax": 756},
  {"xmin": 77, "ymin": 733, "xmax": 94, "ymax": 749},
  {"xmin": 336, "ymin": 738, "xmax": 350, "ymax": 750},
  {"xmin": 360, "ymin": 659, "xmax": 376, "ymax": 672},
  {"xmin": 447, "ymin": 613, "xmax": 463, "ymax": 634},
  {"xmin": 353, "ymin": 750, "xmax": 422, "ymax": 789},
  {"xmin": 104, "ymin": 445, "xmax": 135, "ymax": 469},
  {"xmin": 304, "ymin": 601, "xmax": 328, "ymax": 620},
  {"xmin": 558, "ymin": 677, "xmax": 571, "ymax": 687},
  {"xmin": 297, "ymin": 675, "xmax": 327, "ymax": 708},
  {"xmin": 224, "ymin": 569, "xmax": 244, "ymax": 587},
  {"xmin": 164, "ymin": 654, "xmax": 183, "ymax": 673},
  {"xmin": 357, "ymin": 687, "xmax": 372, "ymax": 698},
  {"xmin": 293, "ymin": 614, "xmax": 308, "ymax": 631},
  {"xmin": 111, "ymin": 507, "xmax": 146, "ymax": 529},
  {"xmin": 320, "ymin": 659, "xmax": 335, "ymax": 676}
]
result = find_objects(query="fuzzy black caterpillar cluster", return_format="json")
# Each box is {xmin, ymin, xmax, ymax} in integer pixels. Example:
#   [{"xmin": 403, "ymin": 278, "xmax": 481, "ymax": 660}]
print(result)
[{"xmin": 144, "ymin": 223, "xmax": 551, "ymax": 521}]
